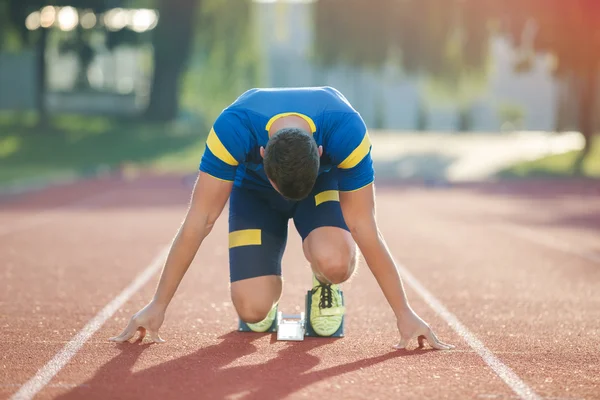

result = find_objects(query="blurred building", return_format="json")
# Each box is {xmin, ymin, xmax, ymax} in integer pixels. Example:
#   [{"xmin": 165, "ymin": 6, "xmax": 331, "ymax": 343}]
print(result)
[
  {"xmin": 0, "ymin": 6, "xmax": 156, "ymax": 116},
  {"xmin": 0, "ymin": 51, "xmax": 38, "ymax": 111},
  {"xmin": 0, "ymin": 1, "xmax": 582, "ymax": 132},
  {"xmin": 252, "ymin": 0, "xmax": 563, "ymax": 133}
]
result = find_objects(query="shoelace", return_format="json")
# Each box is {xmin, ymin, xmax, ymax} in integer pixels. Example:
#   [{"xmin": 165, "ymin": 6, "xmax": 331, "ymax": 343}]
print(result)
[{"xmin": 312, "ymin": 283, "xmax": 333, "ymax": 309}]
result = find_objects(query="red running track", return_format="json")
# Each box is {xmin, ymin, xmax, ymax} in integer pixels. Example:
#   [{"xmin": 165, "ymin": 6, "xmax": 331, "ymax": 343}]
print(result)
[{"xmin": 1, "ymin": 175, "xmax": 599, "ymax": 400}]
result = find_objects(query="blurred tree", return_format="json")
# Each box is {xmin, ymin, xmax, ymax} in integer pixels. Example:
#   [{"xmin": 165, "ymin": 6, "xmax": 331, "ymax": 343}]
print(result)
[
  {"xmin": 497, "ymin": 102, "xmax": 526, "ymax": 130},
  {"xmin": 144, "ymin": 0, "xmax": 199, "ymax": 121},
  {"xmin": 3, "ymin": 0, "xmax": 200, "ymax": 123},
  {"xmin": 373, "ymin": 95, "xmax": 386, "ymax": 129},
  {"xmin": 315, "ymin": 0, "xmax": 493, "ymax": 77},
  {"xmin": 415, "ymin": 100, "xmax": 429, "ymax": 131},
  {"xmin": 457, "ymin": 106, "xmax": 474, "ymax": 132},
  {"xmin": 3, "ymin": 0, "xmax": 124, "ymax": 125},
  {"xmin": 180, "ymin": 0, "xmax": 260, "ymax": 123},
  {"xmin": 2, "ymin": 0, "xmax": 258, "ymax": 124},
  {"xmin": 0, "ymin": 1, "xmax": 24, "ymax": 51},
  {"xmin": 497, "ymin": 0, "xmax": 600, "ymax": 174},
  {"xmin": 5, "ymin": 0, "xmax": 51, "ymax": 125},
  {"xmin": 314, "ymin": 0, "xmax": 494, "ymax": 130},
  {"xmin": 58, "ymin": 27, "xmax": 97, "ymax": 90}
]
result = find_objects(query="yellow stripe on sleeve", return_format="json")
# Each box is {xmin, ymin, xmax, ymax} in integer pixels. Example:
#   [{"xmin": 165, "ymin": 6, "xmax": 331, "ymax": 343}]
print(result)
[
  {"xmin": 338, "ymin": 131, "xmax": 371, "ymax": 169},
  {"xmin": 206, "ymin": 128, "xmax": 239, "ymax": 166},
  {"xmin": 265, "ymin": 112, "xmax": 317, "ymax": 133},
  {"xmin": 229, "ymin": 229, "xmax": 262, "ymax": 248},
  {"xmin": 203, "ymin": 171, "xmax": 234, "ymax": 183},
  {"xmin": 314, "ymin": 190, "xmax": 340, "ymax": 206},
  {"xmin": 339, "ymin": 181, "xmax": 374, "ymax": 193}
]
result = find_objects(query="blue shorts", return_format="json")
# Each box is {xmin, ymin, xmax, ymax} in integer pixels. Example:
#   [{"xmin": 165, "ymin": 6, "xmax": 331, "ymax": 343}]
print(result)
[{"xmin": 228, "ymin": 171, "xmax": 349, "ymax": 282}]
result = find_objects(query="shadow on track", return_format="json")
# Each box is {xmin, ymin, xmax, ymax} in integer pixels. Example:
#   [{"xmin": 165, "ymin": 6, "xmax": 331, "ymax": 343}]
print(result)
[{"xmin": 56, "ymin": 331, "xmax": 436, "ymax": 400}]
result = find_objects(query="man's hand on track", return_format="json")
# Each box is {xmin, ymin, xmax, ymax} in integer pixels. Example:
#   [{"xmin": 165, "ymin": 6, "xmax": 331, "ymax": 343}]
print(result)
[
  {"xmin": 395, "ymin": 308, "xmax": 454, "ymax": 350},
  {"xmin": 109, "ymin": 301, "xmax": 166, "ymax": 344}
]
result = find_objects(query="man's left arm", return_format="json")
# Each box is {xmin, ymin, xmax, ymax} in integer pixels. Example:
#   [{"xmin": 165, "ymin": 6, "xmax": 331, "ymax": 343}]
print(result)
[
  {"xmin": 339, "ymin": 184, "xmax": 454, "ymax": 350},
  {"xmin": 328, "ymin": 111, "xmax": 452, "ymax": 349}
]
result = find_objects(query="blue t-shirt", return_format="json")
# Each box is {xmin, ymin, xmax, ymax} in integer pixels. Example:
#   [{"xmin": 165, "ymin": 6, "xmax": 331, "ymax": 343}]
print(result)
[{"xmin": 199, "ymin": 86, "xmax": 374, "ymax": 192}]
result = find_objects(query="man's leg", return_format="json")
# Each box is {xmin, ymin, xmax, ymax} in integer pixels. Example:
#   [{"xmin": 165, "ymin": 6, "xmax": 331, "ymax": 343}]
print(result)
[
  {"xmin": 302, "ymin": 226, "xmax": 357, "ymax": 285},
  {"xmin": 293, "ymin": 172, "xmax": 355, "ymax": 336},
  {"xmin": 231, "ymin": 276, "xmax": 282, "ymax": 324},
  {"xmin": 228, "ymin": 186, "xmax": 289, "ymax": 331}
]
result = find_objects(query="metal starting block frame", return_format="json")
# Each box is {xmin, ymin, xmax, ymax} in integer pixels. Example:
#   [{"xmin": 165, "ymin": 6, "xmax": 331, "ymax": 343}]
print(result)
[
  {"xmin": 276, "ymin": 312, "xmax": 306, "ymax": 341},
  {"xmin": 238, "ymin": 291, "xmax": 345, "ymax": 340}
]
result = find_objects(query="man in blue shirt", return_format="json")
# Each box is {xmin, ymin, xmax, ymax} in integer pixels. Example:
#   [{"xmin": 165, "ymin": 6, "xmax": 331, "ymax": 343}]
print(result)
[{"xmin": 111, "ymin": 87, "xmax": 453, "ymax": 350}]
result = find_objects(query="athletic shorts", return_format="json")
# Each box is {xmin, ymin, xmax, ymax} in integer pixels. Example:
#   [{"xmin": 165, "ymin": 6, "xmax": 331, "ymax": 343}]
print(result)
[{"xmin": 228, "ymin": 170, "xmax": 349, "ymax": 282}]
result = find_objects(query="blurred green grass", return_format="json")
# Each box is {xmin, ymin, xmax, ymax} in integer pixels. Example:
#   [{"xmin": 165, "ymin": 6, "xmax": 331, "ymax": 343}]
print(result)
[
  {"xmin": 498, "ymin": 138, "xmax": 600, "ymax": 179},
  {"xmin": 0, "ymin": 112, "xmax": 208, "ymax": 186}
]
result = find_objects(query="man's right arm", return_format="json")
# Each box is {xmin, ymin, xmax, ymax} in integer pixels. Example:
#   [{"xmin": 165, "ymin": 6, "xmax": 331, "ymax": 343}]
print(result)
[
  {"xmin": 141, "ymin": 110, "xmax": 247, "ymax": 310},
  {"xmin": 110, "ymin": 111, "xmax": 248, "ymax": 343},
  {"xmin": 152, "ymin": 171, "xmax": 233, "ymax": 308},
  {"xmin": 109, "ymin": 172, "xmax": 232, "ymax": 343}
]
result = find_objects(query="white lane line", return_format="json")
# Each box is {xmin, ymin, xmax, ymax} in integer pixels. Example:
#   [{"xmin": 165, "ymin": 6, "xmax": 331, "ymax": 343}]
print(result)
[
  {"xmin": 9, "ymin": 246, "xmax": 169, "ymax": 400},
  {"xmin": 395, "ymin": 259, "xmax": 541, "ymax": 400},
  {"xmin": 495, "ymin": 223, "xmax": 600, "ymax": 265},
  {"xmin": 0, "ymin": 190, "xmax": 120, "ymax": 237}
]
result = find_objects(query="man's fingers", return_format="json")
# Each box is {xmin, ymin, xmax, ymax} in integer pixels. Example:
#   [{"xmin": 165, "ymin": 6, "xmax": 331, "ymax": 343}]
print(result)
[
  {"xmin": 109, "ymin": 328, "xmax": 136, "ymax": 342},
  {"xmin": 393, "ymin": 329, "xmax": 454, "ymax": 350},
  {"xmin": 137, "ymin": 327, "xmax": 147, "ymax": 342},
  {"xmin": 424, "ymin": 330, "xmax": 454, "ymax": 350},
  {"xmin": 149, "ymin": 330, "xmax": 166, "ymax": 344},
  {"xmin": 393, "ymin": 336, "xmax": 410, "ymax": 350},
  {"xmin": 109, "ymin": 319, "xmax": 138, "ymax": 342}
]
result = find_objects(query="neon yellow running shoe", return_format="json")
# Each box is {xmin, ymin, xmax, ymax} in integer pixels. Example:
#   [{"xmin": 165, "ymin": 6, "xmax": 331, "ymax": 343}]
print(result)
[
  {"xmin": 309, "ymin": 275, "xmax": 345, "ymax": 336},
  {"xmin": 246, "ymin": 303, "xmax": 278, "ymax": 333}
]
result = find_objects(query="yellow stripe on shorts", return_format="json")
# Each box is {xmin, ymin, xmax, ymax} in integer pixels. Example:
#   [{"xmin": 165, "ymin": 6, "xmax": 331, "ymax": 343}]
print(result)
[
  {"xmin": 315, "ymin": 190, "xmax": 340, "ymax": 206},
  {"xmin": 229, "ymin": 229, "xmax": 262, "ymax": 248}
]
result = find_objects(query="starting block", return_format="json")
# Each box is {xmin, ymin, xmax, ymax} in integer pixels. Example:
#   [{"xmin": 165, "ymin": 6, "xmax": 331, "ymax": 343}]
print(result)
[
  {"xmin": 276, "ymin": 312, "xmax": 306, "ymax": 341},
  {"xmin": 237, "ymin": 291, "xmax": 345, "ymax": 340}
]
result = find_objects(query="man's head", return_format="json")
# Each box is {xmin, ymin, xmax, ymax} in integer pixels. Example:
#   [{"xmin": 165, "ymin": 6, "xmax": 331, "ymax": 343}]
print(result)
[{"xmin": 261, "ymin": 127, "xmax": 321, "ymax": 201}]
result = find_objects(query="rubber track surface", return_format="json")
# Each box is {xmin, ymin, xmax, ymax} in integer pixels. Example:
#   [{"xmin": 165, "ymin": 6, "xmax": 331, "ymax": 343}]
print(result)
[{"xmin": 1, "ymin": 176, "xmax": 599, "ymax": 400}]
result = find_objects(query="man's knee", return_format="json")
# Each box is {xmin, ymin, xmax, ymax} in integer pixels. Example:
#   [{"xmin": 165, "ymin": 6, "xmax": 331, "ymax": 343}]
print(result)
[
  {"xmin": 230, "ymin": 276, "xmax": 281, "ymax": 323},
  {"xmin": 312, "ymin": 245, "xmax": 357, "ymax": 284},
  {"xmin": 234, "ymin": 298, "xmax": 273, "ymax": 324}
]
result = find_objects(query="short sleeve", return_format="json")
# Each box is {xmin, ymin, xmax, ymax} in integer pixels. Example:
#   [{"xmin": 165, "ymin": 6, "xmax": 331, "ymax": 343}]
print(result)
[
  {"xmin": 326, "ymin": 112, "xmax": 374, "ymax": 191},
  {"xmin": 199, "ymin": 111, "xmax": 249, "ymax": 181}
]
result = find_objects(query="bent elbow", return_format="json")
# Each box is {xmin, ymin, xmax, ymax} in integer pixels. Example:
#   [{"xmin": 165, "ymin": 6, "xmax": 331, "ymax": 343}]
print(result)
[
  {"xmin": 204, "ymin": 221, "xmax": 216, "ymax": 235},
  {"xmin": 346, "ymin": 214, "xmax": 377, "ymax": 235},
  {"xmin": 179, "ymin": 215, "xmax": 214, "ymax": 242}
]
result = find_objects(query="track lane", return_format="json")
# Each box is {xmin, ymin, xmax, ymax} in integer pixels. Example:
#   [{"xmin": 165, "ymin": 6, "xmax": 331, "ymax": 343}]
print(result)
[
  {"xmin": 1, "ymin": 177, "xmax": 190, "ymax": 399},
  {"xmin": 39, "ymin": 223, "xmax": 515, "ymax": 400},
  {"xmin": 373, "ymin": 186, "xmax": 600, "ymax": 399},
  {"xmin": 17, "ymin": 181, "xmax": 510, "ymax": 399},
  {"xmin": 3, "ymin": 177, "xmax": 599, "ymax": 400}
]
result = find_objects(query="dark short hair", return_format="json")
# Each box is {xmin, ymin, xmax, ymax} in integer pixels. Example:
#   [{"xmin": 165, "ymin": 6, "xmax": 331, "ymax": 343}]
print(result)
[{"xmin": 263, "ymin": 128, "xmax": 319, "ymax": 200}]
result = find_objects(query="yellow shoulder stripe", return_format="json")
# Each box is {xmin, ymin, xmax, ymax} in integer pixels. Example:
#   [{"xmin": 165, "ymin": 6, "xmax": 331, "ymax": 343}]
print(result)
[
  {"xmin": 206, "ymin": 128, "xmax": 239, "ymax": 166},
  {"xmin": 265, "ymin": 112, "xmax": 317, "ymax": 133},
  {"xmin": 338, "ymin": 131, "xmax": 371, "ymax": 169}
]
